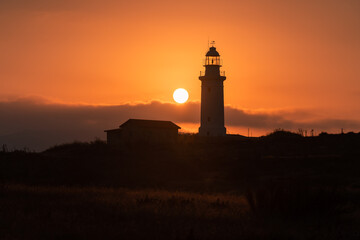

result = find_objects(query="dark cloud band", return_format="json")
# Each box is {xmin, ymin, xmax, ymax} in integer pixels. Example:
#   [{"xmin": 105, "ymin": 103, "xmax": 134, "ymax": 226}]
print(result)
[{"xmin": 1, "ymin": 97, "xmax": 359, "ymax": 151}]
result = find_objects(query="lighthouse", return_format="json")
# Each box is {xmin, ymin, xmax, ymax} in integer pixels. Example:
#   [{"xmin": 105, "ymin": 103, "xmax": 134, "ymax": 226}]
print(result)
[{"xmin": 198, "ymin": 43, "xmax": 226, "ymax": 136}]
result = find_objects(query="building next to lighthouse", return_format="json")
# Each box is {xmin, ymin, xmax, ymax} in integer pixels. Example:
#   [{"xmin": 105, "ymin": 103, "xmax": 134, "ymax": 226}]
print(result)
[
  {"xmin": 105, "ymin": 119, "xmax": 181, "ymax": 145},
  {"xmin": 198, "ymin": 44, "xmax": 227, "ymax": 136}
]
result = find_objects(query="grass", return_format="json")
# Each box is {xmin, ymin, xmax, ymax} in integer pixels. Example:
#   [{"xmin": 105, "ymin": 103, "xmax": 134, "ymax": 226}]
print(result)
[
  {"xmin": 1, "ymin": 184, "xmax": 359, "ymax": 239},
  {"xmin": 2, "ymin": 132, "xmax": 360, "ymax": 239},
  {"xmin": 1, "ymin": 184, "xmax": 248, "ymax": 240}
]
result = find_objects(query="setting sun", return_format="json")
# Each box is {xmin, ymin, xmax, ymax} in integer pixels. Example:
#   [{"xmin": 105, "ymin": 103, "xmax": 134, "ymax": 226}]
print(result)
[{"xmin": 173, "ymin": 88, "xmax": 189, "ymax": 104}]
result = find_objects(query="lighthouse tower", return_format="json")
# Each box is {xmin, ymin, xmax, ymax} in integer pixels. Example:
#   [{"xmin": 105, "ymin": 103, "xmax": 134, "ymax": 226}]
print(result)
[{"xmin": 198, "ymin": 44, "xmax": 226, "ymax": 136}]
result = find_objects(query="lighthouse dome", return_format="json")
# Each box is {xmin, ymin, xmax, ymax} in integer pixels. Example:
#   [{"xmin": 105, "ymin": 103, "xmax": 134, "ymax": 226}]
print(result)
[{"xmin": 206, "ymin": 47, "xmax": 220, "ymax": 56}]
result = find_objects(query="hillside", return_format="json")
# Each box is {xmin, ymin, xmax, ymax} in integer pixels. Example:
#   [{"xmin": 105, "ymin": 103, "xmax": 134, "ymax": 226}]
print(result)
[{"xmin": 1, "ymin": 131, "xmax": 360, "ymax": 239}]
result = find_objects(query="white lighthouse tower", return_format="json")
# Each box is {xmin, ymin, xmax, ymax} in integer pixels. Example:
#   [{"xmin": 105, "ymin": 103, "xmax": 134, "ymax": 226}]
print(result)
[{"xmin": 198, "ymin": 43, "xmax": 226, "ymax": 136}]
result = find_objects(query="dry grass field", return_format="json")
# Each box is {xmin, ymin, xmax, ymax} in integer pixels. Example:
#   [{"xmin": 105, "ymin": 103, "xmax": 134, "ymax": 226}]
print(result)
[{"xmin": 1, "ymin": 131, "xmax": 360, "ymax": 239}]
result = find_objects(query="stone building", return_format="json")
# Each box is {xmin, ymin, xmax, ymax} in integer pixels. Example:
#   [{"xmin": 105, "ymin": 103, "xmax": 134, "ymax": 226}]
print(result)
[{"xmin": 105, "ymin": 119, "xmax": 181, "ymax": 145}]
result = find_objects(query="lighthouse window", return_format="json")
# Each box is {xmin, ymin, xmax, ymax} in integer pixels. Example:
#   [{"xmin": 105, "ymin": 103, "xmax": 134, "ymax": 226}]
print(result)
[
  {"xmin": 206, "ymin": 56, "xmax": 220, "ymax": 65},
  {"xmin": 208, "ymin": 87, "xmax": 211, "ymax": 92},
  {"xmin": 208, "ymin": 117, "xmax": 211, "ymax": 122}
]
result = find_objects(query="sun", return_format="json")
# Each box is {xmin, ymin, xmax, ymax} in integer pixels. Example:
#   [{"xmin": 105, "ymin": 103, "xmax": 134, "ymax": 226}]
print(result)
[{"xmin": 173, "ymin": 88, "xmax": 189, "ymax": 104}]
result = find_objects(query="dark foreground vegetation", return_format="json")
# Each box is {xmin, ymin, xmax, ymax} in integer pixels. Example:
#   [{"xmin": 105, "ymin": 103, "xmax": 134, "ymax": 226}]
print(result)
[{"xmin": 1, "ymin": 131, "xmax": 360, "ymax": 239}]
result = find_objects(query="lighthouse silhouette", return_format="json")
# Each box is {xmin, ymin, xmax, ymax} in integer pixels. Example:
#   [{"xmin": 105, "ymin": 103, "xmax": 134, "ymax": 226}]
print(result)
[{"xmin": 198, "ymin": 43, "xmax": 227, "ymax": 136}]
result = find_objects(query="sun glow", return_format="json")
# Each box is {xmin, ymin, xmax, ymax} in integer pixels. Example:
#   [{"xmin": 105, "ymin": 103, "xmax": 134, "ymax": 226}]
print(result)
[{"xmin": 173, "ymin": 88, "xmax": 189, "ymax": 104}]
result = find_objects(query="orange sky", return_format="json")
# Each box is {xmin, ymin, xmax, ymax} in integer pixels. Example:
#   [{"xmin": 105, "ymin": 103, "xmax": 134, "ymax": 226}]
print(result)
[{"xmin": 1, "ymin": 0, "xmax": 360, "ymax": 137}]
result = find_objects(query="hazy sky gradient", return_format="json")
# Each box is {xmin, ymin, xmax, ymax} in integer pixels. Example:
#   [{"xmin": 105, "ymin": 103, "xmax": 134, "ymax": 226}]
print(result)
[{"xmin": 1, "ymin": 0, "xmax": 360, "ymax": 148}]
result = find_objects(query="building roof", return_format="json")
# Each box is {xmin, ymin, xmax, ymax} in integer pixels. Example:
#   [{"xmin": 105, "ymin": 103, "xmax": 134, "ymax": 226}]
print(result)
[
  {"xmin": 104, "ymin": 128, "xmax": 122, "ymax": 133},
  {"xmin": 119, "ymin": 119, "xmax": 181, "ymax": 129}
]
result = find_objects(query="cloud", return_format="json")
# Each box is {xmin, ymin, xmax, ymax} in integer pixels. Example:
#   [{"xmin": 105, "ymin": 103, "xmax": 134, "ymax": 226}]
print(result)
[
  {"xmin": 1, "ymin": 96, "xmax": 360, "ymax": 151},
  {"xmin": 0, "ymin": 97, "xmax": 199, "ymax": 151}
]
